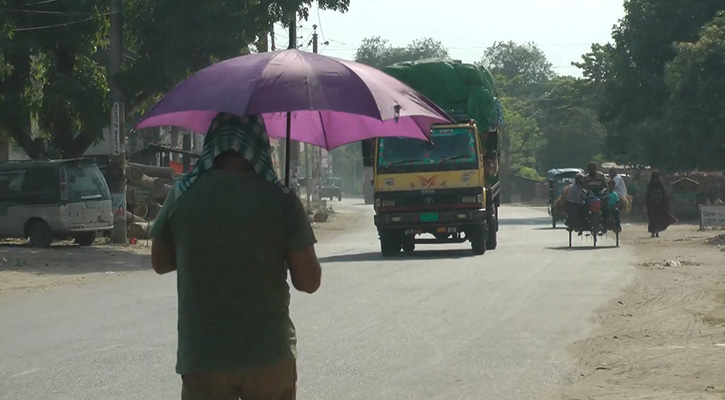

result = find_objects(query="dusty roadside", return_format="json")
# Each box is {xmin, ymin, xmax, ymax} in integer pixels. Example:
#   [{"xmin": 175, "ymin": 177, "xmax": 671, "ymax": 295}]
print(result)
[
  {"xmin": 0, "ymin": 203, "xmax": 365, "ymax": 299},
  {"xmin": 551, "ymin": 224, "xmax": 725, "ymax": 399}
]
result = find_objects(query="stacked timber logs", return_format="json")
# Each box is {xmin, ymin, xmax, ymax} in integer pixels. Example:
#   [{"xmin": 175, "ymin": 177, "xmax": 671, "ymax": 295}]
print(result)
[{"xmin": 125, "ymin": 163, "xmax": 176, "ymax": 239}]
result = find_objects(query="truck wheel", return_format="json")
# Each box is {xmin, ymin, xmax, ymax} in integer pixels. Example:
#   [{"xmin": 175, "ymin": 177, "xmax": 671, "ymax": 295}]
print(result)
[
  {"xmin": 74, "ymin": 232, "xmax": 97, "ymax": 247},
  {"xmin": 380, "ymin": 230, "xmax": 401, "ymax": 257},
  {"xmin": 469, "ymin": 223, "xmax": 488, "ymax": 255},
  {"xmin": 29, "ymin": 221, "xmax": 53, "ymax": 248},
  {"xmin": 486, "ymin": 208, "xmax": 498, "ymax": 250},
  {"xmin": 402, "ymin": 235, "xmax": 415, "ymax": 254}
]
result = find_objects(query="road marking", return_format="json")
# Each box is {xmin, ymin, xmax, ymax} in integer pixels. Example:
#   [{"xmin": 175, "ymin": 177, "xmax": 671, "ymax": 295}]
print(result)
[{"xmin": 11, "ymin": 368, "xmax": 40, "ymax": 378}]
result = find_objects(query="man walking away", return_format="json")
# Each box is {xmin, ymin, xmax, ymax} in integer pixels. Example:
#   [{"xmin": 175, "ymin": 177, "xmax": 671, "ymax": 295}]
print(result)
[{"xmin": 151, "ymin": 113, "xmax": 321, "ymax": 400}]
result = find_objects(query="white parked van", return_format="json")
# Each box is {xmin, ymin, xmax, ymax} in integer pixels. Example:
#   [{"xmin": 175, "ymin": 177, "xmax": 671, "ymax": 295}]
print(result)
[{"xmin": 0, "ymin": 159, "xmax": 113, "ymax": 248}]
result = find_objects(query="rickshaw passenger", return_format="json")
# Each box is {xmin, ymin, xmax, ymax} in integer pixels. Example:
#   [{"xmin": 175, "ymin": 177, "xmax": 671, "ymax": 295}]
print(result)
[
  {"xmin": 566, "ymin": 174, "xmax": 587, "ymax": 229},
  {"xmin": 607, "ymin": 180, "xmax": 621, "ymax": 230}
]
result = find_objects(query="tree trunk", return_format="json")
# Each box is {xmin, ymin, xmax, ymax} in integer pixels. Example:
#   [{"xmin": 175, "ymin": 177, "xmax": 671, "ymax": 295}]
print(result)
[{"xmin": 0, "ymin": 48, "xmax": 42, "ymax": 159}]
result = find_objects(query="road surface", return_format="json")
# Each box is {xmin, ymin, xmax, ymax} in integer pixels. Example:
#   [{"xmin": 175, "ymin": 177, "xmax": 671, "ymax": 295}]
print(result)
[{"xmin": 0, "ymin": 202, "xmax": 634, "ymax": 400}]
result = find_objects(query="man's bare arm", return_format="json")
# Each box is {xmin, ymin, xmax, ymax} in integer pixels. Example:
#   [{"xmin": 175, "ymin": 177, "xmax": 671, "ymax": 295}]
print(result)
[
  {"xmin": 151, "ymin": 239, "xmax": 177, "ymax": 275},
  {"xmin": 287, "ymin": 246, "xmax": 321, "ymax": 293}
]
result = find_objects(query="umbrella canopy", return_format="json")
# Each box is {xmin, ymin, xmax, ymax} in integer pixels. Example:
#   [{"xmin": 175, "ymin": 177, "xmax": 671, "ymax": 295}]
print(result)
[{"xmin": 135, "ymin": 49, "xmax": 453, "ymax": 150}]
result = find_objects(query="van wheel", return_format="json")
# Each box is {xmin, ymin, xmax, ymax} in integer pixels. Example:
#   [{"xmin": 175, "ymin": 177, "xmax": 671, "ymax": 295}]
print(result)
[
  {"xmin": 74, "ymin": 232, "xmax": 97, "ymax": 247},
  {"xmin": 29, "ymin": 221, "xmax": 53, "ymax": 248}
]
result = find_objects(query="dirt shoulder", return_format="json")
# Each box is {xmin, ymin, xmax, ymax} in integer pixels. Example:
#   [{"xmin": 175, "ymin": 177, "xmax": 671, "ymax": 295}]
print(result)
[
  {"xmin": 551, "ymin": 225, "xmax": 725, "ymax": 399},
  {"xmin": 0, "ymin": 241, "xmax": 152, "ymax": 299},
  {"xmin": 0, "ymin": 204, "xmax": 365, "ymax": 300}
]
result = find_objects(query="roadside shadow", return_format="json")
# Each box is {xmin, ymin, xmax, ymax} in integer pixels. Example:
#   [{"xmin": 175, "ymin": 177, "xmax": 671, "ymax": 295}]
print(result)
[
  {"xmin": 498, "ymin": 217, "xmax": 551, "ymax": 226},
  {"xmin": 546, "ymin": 245, "xmax": 619, "ymax": 251},
  {"xmin": 0, "ymin": 242, "xmax": 151, "ymax": 276},
  {"xmin": 319, "ymin": 249, "xmax": 474, "ymax": 263}
]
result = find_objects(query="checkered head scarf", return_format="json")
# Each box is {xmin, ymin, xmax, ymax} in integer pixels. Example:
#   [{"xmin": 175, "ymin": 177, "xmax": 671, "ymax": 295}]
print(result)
[{"xmin": 174, "ymin": 113, "xmax": 288, "ymax": 197}]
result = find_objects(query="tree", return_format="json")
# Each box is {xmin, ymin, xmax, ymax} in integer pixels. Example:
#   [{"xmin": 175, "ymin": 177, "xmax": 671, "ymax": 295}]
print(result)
[
  {"xmin": 0, "ymin": 0, "xmax": 108, "ymax": 158},
  {"xmin": 0, "ymin": 0, "xmax": 350, "ymax": 158},
  {"xmin": 499, "ymin": 96, "xmax": 542, "ymax": 179},
  {"xmin": 354, "ymin": 36, "xmax": 449, "ymax": 69},
  {"xmin": 480, "ymin": 41, "xmax": 554, "ymax": 97},
  {"xmin": 664, "ymin": 12, "xmax": 725, "ymax": 170},
  {"xmin": 576, "ymin": 0, "xmax": 723, "ymax": 169}
]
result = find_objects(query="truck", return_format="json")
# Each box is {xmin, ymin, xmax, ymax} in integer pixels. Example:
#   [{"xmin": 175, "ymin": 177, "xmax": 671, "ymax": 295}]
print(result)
[{"xmin": 362, "ymin": 59, "xmax": 503, "ymax": 256}]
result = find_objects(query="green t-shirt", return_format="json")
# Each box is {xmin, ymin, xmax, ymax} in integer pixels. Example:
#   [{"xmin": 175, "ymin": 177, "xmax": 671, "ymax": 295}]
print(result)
[{"xmin": 150, "ymin": 170, "xmax": 316, "ymax": 375}]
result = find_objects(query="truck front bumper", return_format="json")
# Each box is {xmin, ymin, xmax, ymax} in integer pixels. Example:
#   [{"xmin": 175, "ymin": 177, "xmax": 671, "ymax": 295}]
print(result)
[{"xmin": 374, "ymin": 208, "xmax": 486, "ymax": 229}]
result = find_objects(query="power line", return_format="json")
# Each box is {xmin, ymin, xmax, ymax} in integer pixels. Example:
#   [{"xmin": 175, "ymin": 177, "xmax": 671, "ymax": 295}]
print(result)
[
  {"xmin": 15, "ymin": 0, "xmax": 59, "ymax": 6},
  {"xmin": 0, "ymin": 7, "xmax": 101, "ymax": 16},
  {"xmin": 12, "ymin": 14, "xmax": 112, "ymax": 32}
]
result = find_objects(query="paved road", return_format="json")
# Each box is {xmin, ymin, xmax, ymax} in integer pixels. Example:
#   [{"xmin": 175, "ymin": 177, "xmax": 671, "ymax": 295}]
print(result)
[{"xmin": 0, "ymin": 202, "xmax": 634, "ymax": 400}]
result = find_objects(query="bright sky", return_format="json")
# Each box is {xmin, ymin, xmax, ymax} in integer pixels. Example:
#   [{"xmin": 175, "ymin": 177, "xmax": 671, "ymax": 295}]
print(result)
[{"xmin": 282, "ymin": 0, "xmax": 625, "ymax": 77}]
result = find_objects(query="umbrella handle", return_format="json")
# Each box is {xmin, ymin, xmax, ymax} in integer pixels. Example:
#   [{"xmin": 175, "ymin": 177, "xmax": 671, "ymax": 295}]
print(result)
[{"xmin": 284, "ymin": 112, "xmax": 291, "ymax": 187}]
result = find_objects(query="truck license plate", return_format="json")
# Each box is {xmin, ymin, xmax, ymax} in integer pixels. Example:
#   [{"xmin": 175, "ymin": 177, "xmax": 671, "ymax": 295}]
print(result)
[{"xmin": 420, "ymin": 212, "xmax": 439, "ymax": 222}]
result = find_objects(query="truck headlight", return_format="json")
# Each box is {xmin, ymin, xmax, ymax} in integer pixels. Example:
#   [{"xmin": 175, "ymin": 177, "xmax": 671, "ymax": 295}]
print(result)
[
  {"xmin": 375, "ymin": 198, "xmax": 381, "ymax": 207},
  {"xmin": 462, "ymin": 196, "xmax": 477, "ymax": 203},
  {"xmin": 382, "ymin": 199, "xmax": 396, "ymax": 207}
]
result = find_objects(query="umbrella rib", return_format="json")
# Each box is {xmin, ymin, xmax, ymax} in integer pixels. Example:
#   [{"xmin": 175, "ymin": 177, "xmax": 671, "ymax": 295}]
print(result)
[{"xmin": 319, "ymin": 111, "xmax": 330, "ymax": 150}]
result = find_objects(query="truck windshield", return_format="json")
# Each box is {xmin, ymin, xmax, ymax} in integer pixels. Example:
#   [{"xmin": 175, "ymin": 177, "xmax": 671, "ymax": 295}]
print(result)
[{"xmin": 377, "ymin": 127, "xmax": 477, "ymax": 173}]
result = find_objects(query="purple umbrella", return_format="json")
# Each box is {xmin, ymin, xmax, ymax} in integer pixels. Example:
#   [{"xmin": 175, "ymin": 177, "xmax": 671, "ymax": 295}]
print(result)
[{"xmin": 135, "ymin": 49, "xmax": 453, "ymax": 184}]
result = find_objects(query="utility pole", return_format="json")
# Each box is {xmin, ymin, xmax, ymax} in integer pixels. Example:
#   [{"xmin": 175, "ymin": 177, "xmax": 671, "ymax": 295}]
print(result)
[
  {"xmin": 109, "ymin": 0, "xmax": 126, "ymax": 243},
  {"xmin": 270, "ymin": 25, "xmax": 276, "ymax": 51},
  {"xmin": 312, "ymin": 25, "xmax": 323, "ymax": 200},
  {"xmin": 286, "ymin": 12, "xmax": 299, "ymax": 191}
]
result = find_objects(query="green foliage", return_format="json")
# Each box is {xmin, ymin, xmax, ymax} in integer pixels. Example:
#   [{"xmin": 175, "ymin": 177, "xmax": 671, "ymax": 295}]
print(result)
[
  {"xmin": 354, "ymin": 36, "xmax": 449, "ymax": 69},
  {"xmin": 0, "ymin": 0, "xmax": 350, "ymax": 158},
  {"xmin": 664, "ymin": 12, "xmax": 725, "ymax": 170},
  {"xmin": 479, "ymin": 42, "xmax": 604, "ymax": 177},
  {"xmin": 480, "ymin": 41, "xmax": 555, "ymax": 97},
  {"xmin": 516, "ymin": 166, "xmax": 543, "ymax": 181},
  {"xmin": 577, "ymin": 0, "xmax": 724, "ymax": 170}
]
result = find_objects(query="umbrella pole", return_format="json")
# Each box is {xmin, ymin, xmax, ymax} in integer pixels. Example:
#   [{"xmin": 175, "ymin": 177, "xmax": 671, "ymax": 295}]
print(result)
[{"xmin": 284, "ymin": 111, "xmax": 291, "ymax": 187}]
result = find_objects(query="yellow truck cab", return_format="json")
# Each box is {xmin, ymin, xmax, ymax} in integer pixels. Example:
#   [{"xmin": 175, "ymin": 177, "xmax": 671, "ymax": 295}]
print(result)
[{"xmin": 368, "ymin": 120, "xmax": 498, "ymax": 256}]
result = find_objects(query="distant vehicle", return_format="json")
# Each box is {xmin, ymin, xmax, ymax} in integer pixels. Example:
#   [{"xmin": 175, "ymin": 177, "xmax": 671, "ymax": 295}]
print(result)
[
  {"xmin": 547, "ymin": 168, "xmax": 584, "ymax": 228},
  {"xmin": 320, "ymin": 177, "xmax": 342, "ymax": 201},
  {"xmin": 0, "ymin": 159, "xmax": 113, "ymax": 248}
]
